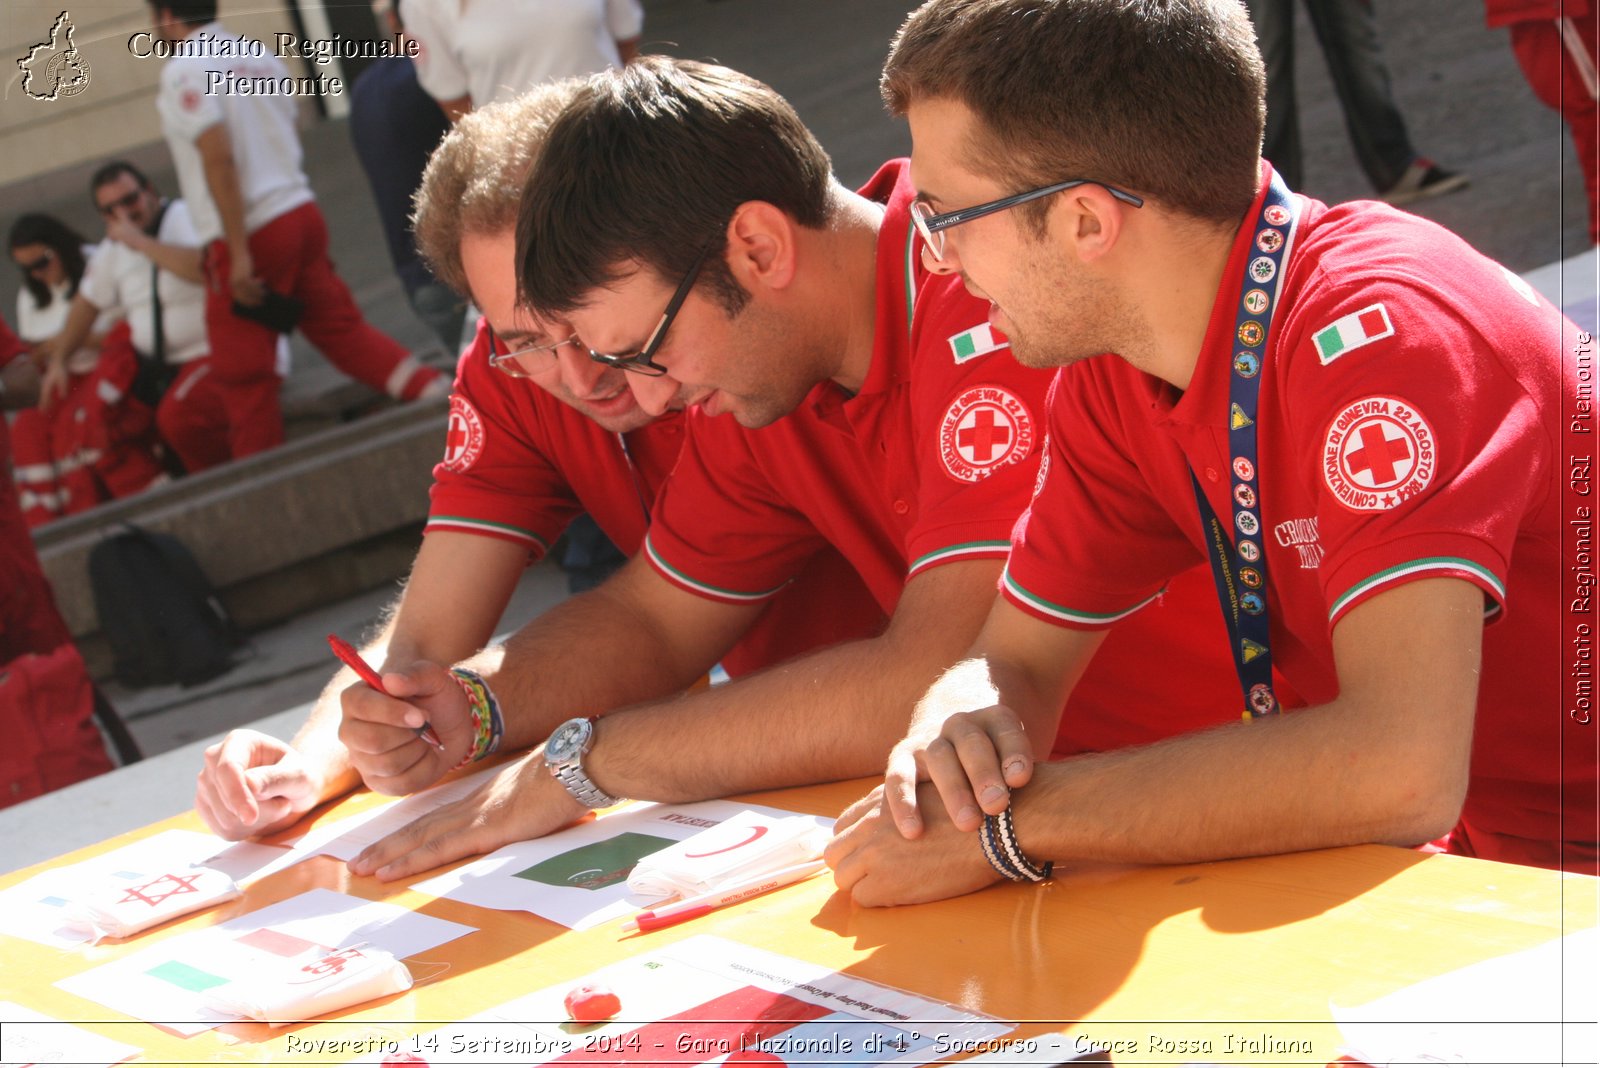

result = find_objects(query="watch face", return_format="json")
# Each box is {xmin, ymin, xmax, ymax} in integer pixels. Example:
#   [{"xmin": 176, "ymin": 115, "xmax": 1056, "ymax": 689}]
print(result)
[{"xmin": 546, "ymin": 719, "xmax": 588, "ymax": 762}]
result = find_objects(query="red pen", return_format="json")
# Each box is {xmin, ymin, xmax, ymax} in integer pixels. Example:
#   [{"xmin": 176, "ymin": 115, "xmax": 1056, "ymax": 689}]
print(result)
[{"xmin": 327, "ymin": 633, "xmax": 445, "ymax": 751}]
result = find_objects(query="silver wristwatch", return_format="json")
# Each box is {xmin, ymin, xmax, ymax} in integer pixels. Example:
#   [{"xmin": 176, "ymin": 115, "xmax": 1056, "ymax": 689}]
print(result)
[{"xmin": 544, "ymin": 717, "xmax": 623, "ymax": 809}]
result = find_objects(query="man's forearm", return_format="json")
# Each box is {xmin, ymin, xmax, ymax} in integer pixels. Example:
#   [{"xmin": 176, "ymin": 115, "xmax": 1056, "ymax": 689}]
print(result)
[
  {"xmin": 142, "ymin": 240, "xmax": 205, "ymax": 285},
  {"xmin": 288, "ymin": 687, "xmax": 360, "ymax": 803},
  {"xmin": 584, "ymin": 619, "xmax": 973, "ymax": 803},
  {"xmin": 1006, "ymin": 577, "xmax": 1483, "ymax": 866},
  {"xmin": 568, "ymin": 559, "xmax": 1009, "ymax": 803},
  {"xmin": 464, "ymin": 579, "xmax": 726, "ymax": 754},
  {"xmin": 1011, "ymin": 698, "xmax": 1451, "ymax": 865},
  {"xmin": 52, "ymin": 296, "xmax": 100, "ymax": 362}
]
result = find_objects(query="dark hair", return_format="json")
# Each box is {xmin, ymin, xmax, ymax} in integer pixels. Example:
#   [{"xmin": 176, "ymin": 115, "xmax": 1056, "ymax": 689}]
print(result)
[
  {"xmin": 150, "ymin": 0, "xmax": 217, "ymax": 27},
  {"xmin": 8, "ymin": 214, "xmax": 89, "ymax": 310},
  {"xmin": 882, "ymin": 0, "xmax": 1265, "ymax": 225},
  {"xmin": 89, "ymin": 160, "xmax": 153, "ymax": 200},
  {"xmin": 413, "ymin": 80, "xmax": 581, "ymax": 297},
  {"xmin": 516, "ymin": 56, "xmax": 835, "ymax": 317}
]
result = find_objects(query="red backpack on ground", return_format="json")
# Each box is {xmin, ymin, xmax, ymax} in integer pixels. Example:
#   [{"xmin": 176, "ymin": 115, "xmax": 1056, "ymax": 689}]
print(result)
[{"xmin": 0, "ymin": 642, "xmax": 113, "ymax": 807}]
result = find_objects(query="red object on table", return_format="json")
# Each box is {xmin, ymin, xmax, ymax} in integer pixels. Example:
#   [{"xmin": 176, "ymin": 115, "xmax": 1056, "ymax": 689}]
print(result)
[{"xmin": 563, "ymin": 983, "xmax": 622, "ymax": 1023}]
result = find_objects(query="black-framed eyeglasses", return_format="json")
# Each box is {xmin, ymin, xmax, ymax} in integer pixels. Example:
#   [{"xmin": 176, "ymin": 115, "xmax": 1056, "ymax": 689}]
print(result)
[
  {"xmin": 486, "ymin": 324, "xmax": 582, "ymax": 378},
  {"xmin": 911, "ymin": 179, "xmax": 1144, "ymax": 261},
  {"xmin": 97, "ymin": 188, "xmax": 144, "ymax": 216},
  {"xmin": 16, "ymin": 251, "xmax": 54, "ymax": 275},
  {"xmin": 584, "ymin": 246, "xmax": 711, "ymax": 377}
]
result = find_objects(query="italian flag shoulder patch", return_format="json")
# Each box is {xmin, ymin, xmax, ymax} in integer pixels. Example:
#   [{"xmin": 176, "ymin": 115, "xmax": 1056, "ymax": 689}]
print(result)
[
  {"xmin": 948, "ymin": 323, "xmax": 1008, "ymax": 363},
  {"xmin": 1313, "ymin": 303, "xmax": 1394, "ymax": 365}
]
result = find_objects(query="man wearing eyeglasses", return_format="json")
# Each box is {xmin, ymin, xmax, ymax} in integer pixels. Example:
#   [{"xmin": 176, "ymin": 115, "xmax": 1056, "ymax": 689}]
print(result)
[
  {"xmin": 35, "ymin": 162, "xmax": 232, "ymax": 475},
  {"xmin": 826, "ymin": 0, "xmax": 1594, "ymax": 906},
  {"xmin": 193, "ymin": 85, "xmax": 884, "ymax": 841},
  {"xmin": 340, "ymin": 57, "xmax": 1238, "ymax": 881}
]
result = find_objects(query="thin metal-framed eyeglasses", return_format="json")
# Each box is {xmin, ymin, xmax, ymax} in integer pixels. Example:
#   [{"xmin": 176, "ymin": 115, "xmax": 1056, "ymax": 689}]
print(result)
[
  {"xmin": 911, "ymin": 179, "xmax": 1144, "ymax": 261},
  {"xmin": 584, "ymin": 245, "xmax": 712, "ymax": 377},
  {"xmin": 487, "ymin": 325, "xmax": 582, "ymax": 378}
]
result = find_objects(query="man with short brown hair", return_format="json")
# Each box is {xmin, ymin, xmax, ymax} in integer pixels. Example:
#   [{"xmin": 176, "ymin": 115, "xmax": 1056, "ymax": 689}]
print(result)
[{"xmin": 827, "ymin": 0, "xmax": 1593, "ymax": 907}]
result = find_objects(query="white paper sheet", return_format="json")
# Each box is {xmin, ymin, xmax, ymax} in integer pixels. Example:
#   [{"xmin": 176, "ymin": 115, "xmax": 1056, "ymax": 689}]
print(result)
[
  {"xmin": 55, "ymin": 888, "xmax": 475, "ymax": 1035},
  {"xmin": 410, "ymin": 799, "xmax": 829, "ymax": 929},
  {"xmin": 351, "ymin": 935, "xmax": 1012, "ymax": 1066},
  {"xmin": 0, "ymin": 1002, "xmax": 142, "ymax": 1067},
  {"xmin": 1333, "ymin": 926, "xmax": 1599, "ymax": 1068},
  {"xmin": 0, "ymin": 829, "xmax": 281, "ymax": 949}
]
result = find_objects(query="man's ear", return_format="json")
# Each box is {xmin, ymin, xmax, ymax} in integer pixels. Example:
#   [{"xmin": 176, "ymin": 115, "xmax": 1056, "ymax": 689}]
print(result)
[
  {"xmin": 1060, "ymin": 185, "xmax": 1130, "ymax": 265},
  {"xmin": 723, "ymin": 201, "xmax": 798, "ymax": 294}
]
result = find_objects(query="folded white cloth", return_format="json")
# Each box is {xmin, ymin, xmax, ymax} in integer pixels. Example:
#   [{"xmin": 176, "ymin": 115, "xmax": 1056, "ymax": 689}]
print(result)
[
  {"xmin": 62, "ymin": 866, "xmax": 240, "ymax": 942},
  {"xmin": 203, "ymin": 945, "xmax": 412, "ymax": 1027},
  {"xmin": 627, "ymin": 811, "xmax": 829, "ymax": 900}
]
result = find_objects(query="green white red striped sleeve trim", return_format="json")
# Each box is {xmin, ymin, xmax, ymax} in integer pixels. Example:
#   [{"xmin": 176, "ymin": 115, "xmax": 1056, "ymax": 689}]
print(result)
[
  {"xmin": 1329, "ymin": 556, "xmax": 1505, "ymax": 624},
  {"xmin": 1001, "ymin": 566, "xmax": 1160, "ymax": 628},
  {"xmin": 644, "ymin": 533, "xmax": 787, "ymax": 604},
  {"xmin": 425, "ymin": 515, "xmax": 549, "ymax": 554},
  {"xmin": 907, "ymin": 540, "xmax": 1012, "ymax": 577}
]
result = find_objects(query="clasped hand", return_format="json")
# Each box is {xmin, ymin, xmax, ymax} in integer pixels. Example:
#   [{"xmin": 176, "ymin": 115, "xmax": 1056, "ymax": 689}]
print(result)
[{"xmin": 826, "ymin": 704, "xmax": 1035, "ymax": 906}]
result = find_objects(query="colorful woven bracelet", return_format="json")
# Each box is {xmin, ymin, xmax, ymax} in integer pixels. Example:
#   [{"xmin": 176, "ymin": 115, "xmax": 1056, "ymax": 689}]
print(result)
[
  {"xmin": 449, "ymin": 667, "xmax": 503, "ymax": 767},
  {"xmin": 979, "ymin": 811, "xmax": 1028, "ymax": 882},
  {"xmin": 983, "ymin": 806, "xmax": 1054, "ymax": 883}
]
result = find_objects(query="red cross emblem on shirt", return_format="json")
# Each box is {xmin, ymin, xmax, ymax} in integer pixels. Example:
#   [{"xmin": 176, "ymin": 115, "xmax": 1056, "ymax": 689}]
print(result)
[
  {"xmin": 1323, "ymin": 397, "xmax": 1437, "ymax": 513},
  {"xmin": 445, "ymin": 418, "xmax": 468, "ymax": 455},
  {"xmin": 442, "ymin": 395, "xmax": 484, "ymax": 472},
  {"xmin": 119, "ymin": 872, "xmax": 204, "ymax": 907},
  {"xmin": 958, "ymin": 408, "xmax": 1013, "ymax": 462},
  {"xmin": 1344, "ymin": 420, "xmax": 1413, "ymax": 488},
  {"xmin": 939, "ymin": 386, "xmax": 1035, "ymax": 483}
]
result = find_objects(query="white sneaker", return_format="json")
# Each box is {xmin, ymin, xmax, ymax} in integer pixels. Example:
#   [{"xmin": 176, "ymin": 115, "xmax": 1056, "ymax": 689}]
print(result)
[{"xmin": 1381, "ymin": 158, "xmax": 1470, "ymax": 206}]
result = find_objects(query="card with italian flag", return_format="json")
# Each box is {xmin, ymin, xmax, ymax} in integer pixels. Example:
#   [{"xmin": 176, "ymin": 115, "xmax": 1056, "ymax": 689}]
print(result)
[
  {"xmin": 948, "ymin": 323, "xmax": 1008, "ymax": 363},
  {"xmin": 1313, "ymin": 303, "xmax": 1394, "ymax": 364}
]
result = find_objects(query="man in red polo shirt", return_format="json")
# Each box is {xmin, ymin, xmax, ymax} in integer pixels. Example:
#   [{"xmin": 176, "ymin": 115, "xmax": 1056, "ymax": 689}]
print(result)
[
  {"xmin": 193, "ymin": 85, "xmax": 884, "ymax": 839},
  {"xmin": 827, "ymin": 0, "xmax": 1594, "ymax": 907},
  {"xmin": 343, "ymin": 58, "xmax": 1236, "ymax": 881}
]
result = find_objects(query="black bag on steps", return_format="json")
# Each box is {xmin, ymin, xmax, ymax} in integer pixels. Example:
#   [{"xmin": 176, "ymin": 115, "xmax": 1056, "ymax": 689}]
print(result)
[{"xmin": 88, "ymin": 524, "xmax": 241, "ymax": 689}]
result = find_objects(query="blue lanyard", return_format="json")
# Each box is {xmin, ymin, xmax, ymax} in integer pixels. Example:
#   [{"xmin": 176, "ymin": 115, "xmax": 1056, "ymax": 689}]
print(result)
[
  {"xmin": 1190, "ymin": 172, "xmax": 1298, "ymax": 720},
  {"xmin": 616, "ymin": 432, "xmax": 651, "ymax": 525}
]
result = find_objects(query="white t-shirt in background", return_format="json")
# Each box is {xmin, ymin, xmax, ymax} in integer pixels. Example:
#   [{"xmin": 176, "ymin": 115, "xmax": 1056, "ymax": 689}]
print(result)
[
  {"xmin": 154, "ymin": 22, "xmax": 314, "ymax": 243},
  {"xmin": 404, "ymin": 0, "xmax": 642, "ymax": 107},
  {"xmin": 79, "ymin": 200, "xmax": 209, "ymax": 365}
]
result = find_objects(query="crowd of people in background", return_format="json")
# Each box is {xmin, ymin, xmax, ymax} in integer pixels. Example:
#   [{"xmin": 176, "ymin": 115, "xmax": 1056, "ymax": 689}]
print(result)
[{"xmin": 0, "ymin": 0, "xmax": 649, "ymax": 803}]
